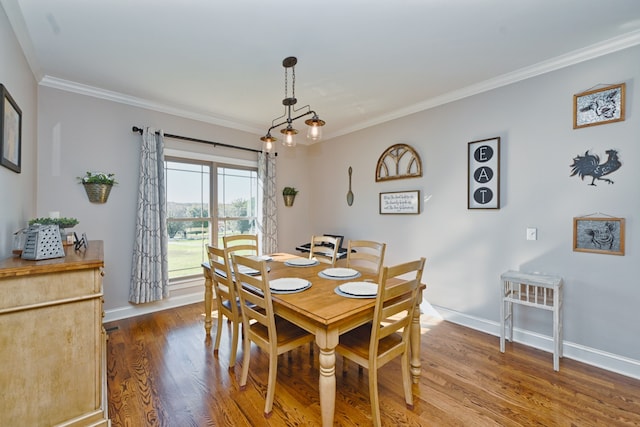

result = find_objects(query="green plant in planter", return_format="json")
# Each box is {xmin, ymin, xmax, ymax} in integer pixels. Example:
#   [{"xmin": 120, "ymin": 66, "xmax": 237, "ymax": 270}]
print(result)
[
  {"xmin": 29, "ymin": 217, "xmax": 79, "ymax": 229},
  {"xmin": 78, "ymin": 171, "xmax": 117, "ymax": 185},
  {"xmin": 282, "ymin": 187, "xmax": 299, "ymax": 196}
]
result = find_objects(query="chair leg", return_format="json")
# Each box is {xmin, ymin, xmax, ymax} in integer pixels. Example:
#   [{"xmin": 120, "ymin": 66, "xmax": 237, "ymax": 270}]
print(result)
[
  {"xmin": 401, "ymin": 352, "xmax": 414, "ymax": 409},
  {"xmin": 368, "ymin": 366, "xmax": 381, "ymax": 427},
  {"xmin": 264, "ymin": 347, "xmax": 278, "ymax": 418},
  {"xmin": 239, "ymin": 334, "xmax": 251, "ymax": 391},
  {"xmin": 229, "ymin": 321, "xmax": 239, "ymax": 368},
  {"xmin": 213, "ymin": 312, "xmax": 224, "ymax": 355}
]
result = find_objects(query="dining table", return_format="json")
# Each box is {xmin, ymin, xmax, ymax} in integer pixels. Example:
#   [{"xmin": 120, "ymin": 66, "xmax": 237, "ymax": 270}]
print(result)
[{"xmin": 203, "ymin": 252, "xmax": 425, "ymax": 427}]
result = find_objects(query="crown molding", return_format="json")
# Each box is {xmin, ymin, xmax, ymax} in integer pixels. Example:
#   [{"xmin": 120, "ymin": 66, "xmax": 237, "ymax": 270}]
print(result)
[
  {"xmin": 35, "ymin": 29, "xmax": 640, "ymax": 142},
  {"xmin": 325, "ymin": 29, "xmax": 640, "ymax": 140}
]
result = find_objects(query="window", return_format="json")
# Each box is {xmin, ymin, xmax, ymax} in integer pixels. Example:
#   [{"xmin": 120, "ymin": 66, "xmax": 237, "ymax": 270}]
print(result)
[{"xmin": 165, "ymin": 155, "xmax": 258, "ymax": 281}]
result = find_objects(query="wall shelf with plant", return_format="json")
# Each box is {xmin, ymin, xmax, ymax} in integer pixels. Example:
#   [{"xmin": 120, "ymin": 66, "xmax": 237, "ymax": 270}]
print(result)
[{"xmin": 282, "ymin": 187, "xmax": 298, "ymax": 207}]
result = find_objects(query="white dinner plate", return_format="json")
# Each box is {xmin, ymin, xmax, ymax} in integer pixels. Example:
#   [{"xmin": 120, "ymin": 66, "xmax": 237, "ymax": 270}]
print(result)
[
  {"xmin": 322, "ymin": 267, "xmax": 360, "ymax": 278},
  {"xmin": 338, "ymin": 282, "xmax": 378, "ymax": 296},
  {"xmin": 270, "ymin": 277, "xmax": 311, "ymax": 291},
  {"xmin": 235, "ymin": 265, "xmax": 269, "ymax": 276},
  {"xmin": 284, "ymin": 258, "xmax": 319, "ymax": 267}
]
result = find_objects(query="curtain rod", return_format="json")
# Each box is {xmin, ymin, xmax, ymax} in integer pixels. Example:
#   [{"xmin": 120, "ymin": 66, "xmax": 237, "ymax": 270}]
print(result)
[{"xmin": 131, "ymin": 126, "xmax": 273, "ymax": 155}]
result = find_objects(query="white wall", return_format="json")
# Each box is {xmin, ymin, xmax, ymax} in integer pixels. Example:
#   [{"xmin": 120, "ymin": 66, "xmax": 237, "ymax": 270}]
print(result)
[
  {"xmin": 308, "ymin": 46, "xmax": 640, "ymax": 373},
  {"xmin": 0, "ymin": 5, "xmax": 37, "ymax": 257},
  {"xmin": 35, "ymin": 86, "xmax": 311, "ymax": 314}
]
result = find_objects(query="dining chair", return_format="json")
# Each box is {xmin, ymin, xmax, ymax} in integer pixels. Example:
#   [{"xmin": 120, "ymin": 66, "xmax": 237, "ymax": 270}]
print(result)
[
  {"xmin": 346, "ymin": 240, "xmax": 387, "ymax": 275},
  {"xmin": 223, "ymin": 234, "xmax": 259, "ymax": 257},
  {"xmin": 206, "ymin": 245, "xmax": 242, "ymax": 368},
  {"xmin": 231, "ymin": 254, "xmax": 315, "ymax": 418},
  {"xmin": 336, "ymin": 257, "xmax": 426, "ymax": 427},
  {"xmin": 309, "ymin": 234, "xmax": 341, "ymax": 266}
]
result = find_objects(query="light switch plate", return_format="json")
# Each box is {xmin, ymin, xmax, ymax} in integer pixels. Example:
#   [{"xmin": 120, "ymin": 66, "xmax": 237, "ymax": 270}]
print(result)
[{"xmin": 526, "ymin": 227, "xmax": 537, "ymax": 241}]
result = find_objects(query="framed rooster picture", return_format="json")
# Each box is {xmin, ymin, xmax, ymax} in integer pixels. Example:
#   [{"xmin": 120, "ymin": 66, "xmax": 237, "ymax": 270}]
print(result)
[
  {"xmin": 573, "ymin": 216, "xmax": 625, "ymax": 256},
  {"xmin": 573, "ymin": 83, "xmax": 625, "ymax": 129}
]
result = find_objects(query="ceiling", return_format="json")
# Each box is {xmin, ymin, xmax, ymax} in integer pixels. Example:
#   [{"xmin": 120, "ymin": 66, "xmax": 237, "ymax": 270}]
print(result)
[{"xmin": 3, "ymin": 0, "xmax": 640, "ymax": 143}]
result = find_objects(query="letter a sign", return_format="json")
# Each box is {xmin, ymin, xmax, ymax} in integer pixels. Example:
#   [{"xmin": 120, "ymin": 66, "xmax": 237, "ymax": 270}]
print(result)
[{"xmin": 468, "ymin": 137, "xmax": 500, "ymax": 209}]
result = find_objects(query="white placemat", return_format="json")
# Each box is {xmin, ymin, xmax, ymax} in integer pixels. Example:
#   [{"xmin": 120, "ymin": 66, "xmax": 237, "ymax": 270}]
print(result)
[
  {"xmin": 338, "ymin": 281, "xmax": 378, "ymax": 296},
  {"xmin": 284, "ymin": 257, "xmax": 319, "ymax": 267}
]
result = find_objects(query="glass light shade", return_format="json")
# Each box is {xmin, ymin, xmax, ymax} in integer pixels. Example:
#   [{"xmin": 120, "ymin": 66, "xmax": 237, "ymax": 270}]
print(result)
[
  {"xmin": 307, "ymin": 123, "xmax": 323, "ymax": 140},
  {"xmin": 280, "ymin": 126, "xmax": 298, "ymax": 147}
]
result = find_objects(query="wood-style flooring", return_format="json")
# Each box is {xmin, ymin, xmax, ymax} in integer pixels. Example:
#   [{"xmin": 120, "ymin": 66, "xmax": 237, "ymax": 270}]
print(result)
[{"xmin": 105, "ymin": 303, "xmax": 640, "ymax": 426}]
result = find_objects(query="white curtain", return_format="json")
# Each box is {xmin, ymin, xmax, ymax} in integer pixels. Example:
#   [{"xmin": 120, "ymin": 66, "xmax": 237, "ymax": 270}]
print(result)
[
  {"xmin": 129, "ymin": 127, "xmax": 169, "ymax": 304},
  {"xmin": 258, "ymin": 152, "xmax": 278, "ymax": 254}
]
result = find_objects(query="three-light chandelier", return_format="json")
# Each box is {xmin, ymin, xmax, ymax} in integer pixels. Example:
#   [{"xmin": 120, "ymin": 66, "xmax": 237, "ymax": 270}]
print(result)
[{"xmin": 260, "ymin": 56, "xmax": 326, "ymax": 150}]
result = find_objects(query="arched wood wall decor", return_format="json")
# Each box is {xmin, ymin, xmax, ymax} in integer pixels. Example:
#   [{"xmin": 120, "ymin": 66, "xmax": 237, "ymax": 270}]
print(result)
[{"xmin": 375, "ymin": 143, "xmax": 422, "ymax": 182}]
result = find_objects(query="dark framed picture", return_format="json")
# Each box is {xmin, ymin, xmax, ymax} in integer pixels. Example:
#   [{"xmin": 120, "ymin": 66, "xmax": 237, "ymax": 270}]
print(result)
[
  {"xmin": 379, "ymin": 190, "xmax": 420, "ymax": 214},
  {"xmin": 573, "ymin": 217, "xmax": 625, "ymax": 256},
  {"xmin": 468, "ymin": 137, "xmax": 500, "ymax": 209},
  {"xmin": 1, "ymin": 84, "xmax": 22, "ymax": 173},
  {"xmin": 573, "ymin": 83, "xmax": 625, "ymax": 129}
]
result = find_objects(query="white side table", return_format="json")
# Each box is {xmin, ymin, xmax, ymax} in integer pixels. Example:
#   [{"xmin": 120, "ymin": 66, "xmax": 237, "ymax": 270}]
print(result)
[{"xmin": 500, "ymin": 270, "xmax": 563, "ymax": 371}]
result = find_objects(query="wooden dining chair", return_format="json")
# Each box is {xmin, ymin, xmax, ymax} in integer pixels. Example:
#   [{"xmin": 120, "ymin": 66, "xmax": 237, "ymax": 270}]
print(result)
[
  {"xmin": 231, "ymin": 254, "xmax": 315, "ymax": 418},
  {"xmin": 223, "ymin": 234, "xmax": 259, "ymax": 257},
  {"xmin": 346, "ymin": 240, "xmax": 387, "ymax": 275},
  {"xmin": 309, "ymin": 234, "xmax": 341, "ymax": 266},
  {"xmin": 336, "ymin": 257, "xmax": 426, "ymax": 427},
  {"xmin": 206, "ymin": 245, "xmax": 242, "ymax": 368}
]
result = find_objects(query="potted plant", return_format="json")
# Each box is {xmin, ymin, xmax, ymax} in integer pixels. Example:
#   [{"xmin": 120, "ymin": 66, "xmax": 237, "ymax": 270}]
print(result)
[
  {"xmin": 282, "ymin": 186, "xmax": 298, "ymax": 207},
  {"xmin": 29, "ymin": 217, "xmax": 79, "ymax": 243},
  {"xmin": 78, "ymin": 171, "xmax": 117, "ymax": 203}
]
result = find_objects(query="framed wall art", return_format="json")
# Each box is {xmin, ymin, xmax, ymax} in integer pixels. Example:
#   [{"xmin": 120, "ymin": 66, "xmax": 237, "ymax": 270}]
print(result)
[
  {"xmin": 375, "ymin": 143, "xmax": 422, "ymax": 182},
  {"xmin": 379, "ymin": 190, "xmax": 420, "ymax": 214},
  {"xmin": 1, "ymin": 84, "xmax": 22, "ymax": 173},
  {"xmin": 573, "ymin": 83, "xmax": 625, "ymax": 129},
  {"xmin": 573, "ymin": 216, "xmax": 625, "ymax": 256},
  {"xmin": 468, "ymin": 137, "xmax": 500, "ymax": 209}
]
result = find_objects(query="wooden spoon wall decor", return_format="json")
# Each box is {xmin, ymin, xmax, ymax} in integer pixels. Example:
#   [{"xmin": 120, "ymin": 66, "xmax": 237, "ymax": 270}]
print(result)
[{"xmin": 347, "ymin": 166, "xmax": 354, "ymax": 206}]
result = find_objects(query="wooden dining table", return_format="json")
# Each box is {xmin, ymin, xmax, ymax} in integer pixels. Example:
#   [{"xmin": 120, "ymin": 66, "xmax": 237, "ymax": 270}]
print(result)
[{"xmin": 203, "ymin": 252, "xmax": 425, "ymax": 426}]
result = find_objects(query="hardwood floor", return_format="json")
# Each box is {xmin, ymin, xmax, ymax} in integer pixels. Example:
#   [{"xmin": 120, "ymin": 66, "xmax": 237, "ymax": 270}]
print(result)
[{"xmin": 105, "ymin": 303, "xmax": 640, "ymax": 426}]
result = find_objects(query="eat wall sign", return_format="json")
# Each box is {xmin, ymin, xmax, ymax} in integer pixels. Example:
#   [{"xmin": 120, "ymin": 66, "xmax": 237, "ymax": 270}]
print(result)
[{"xmin": 467, "ymin": 137, "xmax": 500, "ymax": 209}]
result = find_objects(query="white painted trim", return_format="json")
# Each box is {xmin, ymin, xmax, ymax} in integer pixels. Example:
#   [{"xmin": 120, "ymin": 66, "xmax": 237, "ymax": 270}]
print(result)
[
  {"xmin": 103, "ymin": 292, "xmax": 640, "ymax": 380},
  {"xmin": 32, "ymin": 30, "xmax": 640, "ymax": 142},
  {"xmin": 433, "ymin": 304, "xmax": 640, "ymax": 381}
]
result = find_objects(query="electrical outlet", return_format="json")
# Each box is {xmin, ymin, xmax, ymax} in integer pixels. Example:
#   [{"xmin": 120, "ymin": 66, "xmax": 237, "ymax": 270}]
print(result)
[{"xmin": 526, "ymin": 227, "xmax": 537, "ymax": 241}]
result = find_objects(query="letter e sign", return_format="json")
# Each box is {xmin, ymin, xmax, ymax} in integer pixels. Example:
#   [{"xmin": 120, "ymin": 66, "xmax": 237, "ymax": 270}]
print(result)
[{"xmin": 468, "ymin": 137, "xmax": 500, "ymax": 209}]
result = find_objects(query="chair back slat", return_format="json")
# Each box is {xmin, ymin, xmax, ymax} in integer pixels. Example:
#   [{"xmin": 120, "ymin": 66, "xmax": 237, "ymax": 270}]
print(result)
[
  {"xmin": 347, "ymin": 240, "xmax": 386, "ymax": 275},
  {"xmin": 224, "ymin": 234, "xmax": 259, "ymax": 257},
  {"xmin": 309, "ymin": 235, "xmax": 341, "ymax": 266},
  {"xmin": 370, "ymin": 258, "xmax": 426, "ymax": 359}
]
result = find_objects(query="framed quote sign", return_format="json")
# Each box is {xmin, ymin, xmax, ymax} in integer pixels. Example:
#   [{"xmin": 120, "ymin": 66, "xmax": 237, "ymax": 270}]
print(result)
[
  {"xmin": 379, "ymin": 190, "xmax": 420, "ymax": 214},
  {"xmin": 468, "ymin": 137, "xmax": 500, "ymax": 209}
]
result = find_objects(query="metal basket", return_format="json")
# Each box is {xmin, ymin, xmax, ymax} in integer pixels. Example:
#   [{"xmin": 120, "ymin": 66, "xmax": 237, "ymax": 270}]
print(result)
[
  {"xmin": 83, "ymin": 183, "xmax": 112, "ymax": 203},
  {"xmin": 21, "ymin": 224, "xmax": 65, "ymax": 260}
]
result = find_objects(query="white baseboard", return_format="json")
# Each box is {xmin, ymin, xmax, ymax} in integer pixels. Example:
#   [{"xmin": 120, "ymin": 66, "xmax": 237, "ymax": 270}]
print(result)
[
  {"xmin": 432, "ymin": 304, "xmax": 640, "ymax": 381},
  {"xmin": 103, "ymin": 292, "xmax": 640, "ymax": 380}
]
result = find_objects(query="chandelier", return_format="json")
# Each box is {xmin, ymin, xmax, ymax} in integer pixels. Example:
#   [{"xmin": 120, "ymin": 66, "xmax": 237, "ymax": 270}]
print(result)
[{"xmin": 260, "ymin": 56, "xmax": 326, "ymax": 149}]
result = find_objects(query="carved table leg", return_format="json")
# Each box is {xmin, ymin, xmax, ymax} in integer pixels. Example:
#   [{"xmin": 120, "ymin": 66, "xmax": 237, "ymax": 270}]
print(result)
[
  {"xmin": 316, "ymin": 329, "xmax": 338, "ymax": 427},
  {"xmin": 203, "ymin": 267, "xmax": 213, "ymax": 336},
  {"xmin": 410, "ymin": 289, "xmax": 423, "ymax": 383}
]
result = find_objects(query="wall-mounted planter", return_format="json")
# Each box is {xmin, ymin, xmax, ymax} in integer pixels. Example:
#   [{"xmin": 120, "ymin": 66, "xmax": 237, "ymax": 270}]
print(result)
[
  {"xmin": 283, "ymin": 194, "xmax": 296, "ymax": 207},
  {"xmin": 83, "ymin": 183, "xmax": 113, "ymax": 204},
  {"xmin": 282, "ymin": 186, "xmax": 298, "ymax": 207}
]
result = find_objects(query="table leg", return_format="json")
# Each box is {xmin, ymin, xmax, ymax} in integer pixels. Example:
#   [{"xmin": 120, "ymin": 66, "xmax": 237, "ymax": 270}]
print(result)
[
  {"xmin": 410, "ymin": 289, "xmax": 423, "ymax": 383},
  {"xmin": 203, "ymin": 267, "xmax": 213, "ymax": 336},
  {"xmin": 316, "ymin": 329, "xmax": 338, "ymax": 427}
]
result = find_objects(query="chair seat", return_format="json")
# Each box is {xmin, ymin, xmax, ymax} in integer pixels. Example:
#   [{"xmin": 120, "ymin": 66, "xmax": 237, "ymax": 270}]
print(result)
[
  {"xmin": 249, "ymin": 316, "xmax": 313, "ymax": 350},
  {"xmin": 222, "ymin": 297, "xmax": 256, "ymax": 312},
  {"xmin": 337, "ymin": 323, "xmax": 403, "ymax": 360}
]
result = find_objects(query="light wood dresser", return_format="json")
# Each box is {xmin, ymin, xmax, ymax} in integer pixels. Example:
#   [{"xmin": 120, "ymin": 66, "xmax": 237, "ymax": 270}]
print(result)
[{"xmin": 0, "ymin": 241, "xmax": 109, "ymax": 426}]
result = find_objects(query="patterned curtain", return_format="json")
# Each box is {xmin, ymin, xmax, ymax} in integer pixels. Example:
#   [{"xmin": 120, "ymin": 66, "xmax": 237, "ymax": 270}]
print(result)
[
  {"xmin": 129, "ymin": 127, "xmax": 169, "ymax": 303},
  {"xmin": 258, "ymin": 152, "xmax": 278, "ymax": 254}
]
